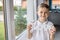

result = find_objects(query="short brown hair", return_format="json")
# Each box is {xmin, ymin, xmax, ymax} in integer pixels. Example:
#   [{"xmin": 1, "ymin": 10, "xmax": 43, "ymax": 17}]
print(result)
[{"xmin": 38, "ymin": 3, "xmax": 49, "ymax": 10}]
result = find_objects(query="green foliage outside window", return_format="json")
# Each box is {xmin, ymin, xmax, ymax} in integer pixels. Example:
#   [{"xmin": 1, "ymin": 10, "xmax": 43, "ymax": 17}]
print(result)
[
  {"xmin": 0, "ymin": 6, "xmax": 3, "ymax": 11},
  {"xmin": 0, "ymin": 6, "xmax": 17, "ymax": 11},
  {"xmin": 14, "ymin": 7, "xmax": 27, "ymax": 36}
]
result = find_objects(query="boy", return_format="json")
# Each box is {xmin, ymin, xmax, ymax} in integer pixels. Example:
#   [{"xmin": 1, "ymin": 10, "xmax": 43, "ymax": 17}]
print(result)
[{"xmin": 27, "ymin": 3, "xmax": 56, "ymax": 40}]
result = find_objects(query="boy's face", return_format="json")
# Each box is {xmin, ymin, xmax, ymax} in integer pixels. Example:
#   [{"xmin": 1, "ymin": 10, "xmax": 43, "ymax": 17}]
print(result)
[{"xmin": 38, "ymin": 7, "xmax": 49, "ymax": 21}]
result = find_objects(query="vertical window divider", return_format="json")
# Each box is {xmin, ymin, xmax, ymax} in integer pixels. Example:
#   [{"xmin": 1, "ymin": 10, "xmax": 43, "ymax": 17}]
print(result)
[{"xmin": 3, "ymin": 0, "xmax": 15, "ymax": 40}]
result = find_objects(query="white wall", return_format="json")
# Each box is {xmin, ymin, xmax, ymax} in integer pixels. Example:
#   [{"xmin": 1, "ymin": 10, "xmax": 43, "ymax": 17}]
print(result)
[
  {"xmin": 13, "ymin": 0, "xmax": 22, "ymax": 6},
  {"xmin": 27, "ymin": 0, "xmax": 44, "ymax": 24},
  {"xmin": 0, "ymin": 1, "xmax": 2, "ymax": 6},
  {"xmin": 38, "ymin": 0, "xmax": 44, "ymax": 5}
]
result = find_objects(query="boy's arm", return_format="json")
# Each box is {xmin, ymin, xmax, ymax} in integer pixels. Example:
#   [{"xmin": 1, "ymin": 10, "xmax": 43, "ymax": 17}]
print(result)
[
  {"xmin": 49, "ymin": 26, "xmax": 56, "ymax": 40},
  {"xmin": 27, "ymin": 24, "xmax": 32, "ymax": 39}
]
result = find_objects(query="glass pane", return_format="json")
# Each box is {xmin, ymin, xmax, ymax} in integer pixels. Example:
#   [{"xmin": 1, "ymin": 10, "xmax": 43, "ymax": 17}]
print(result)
[
  {"xmin": 13, "ymin": 0, "xmax": 27, "ymax": 36},
  {"xmin": 52, "ymin": 0, "xmax": 60, "ymax": 9},
  {"xmin": 0, "ymin": 0, "xmax": 4, "ymax": 40}
]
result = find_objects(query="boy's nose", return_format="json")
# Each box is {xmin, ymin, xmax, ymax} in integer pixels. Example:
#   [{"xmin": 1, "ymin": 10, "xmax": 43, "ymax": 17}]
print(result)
[{"xmin": 42, "ymin": 13, "xmax": 45, "ymax": 16}]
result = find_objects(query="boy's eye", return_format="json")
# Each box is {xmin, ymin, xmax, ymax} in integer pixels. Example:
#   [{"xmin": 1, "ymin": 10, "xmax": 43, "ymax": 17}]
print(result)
[
  {"xmin": 45, "ymin": 12, "xmax": 48, "ymax": 14},
  {"xmin": 45, "ymin": 12, "xmax": 47, "ymax": 13},
  {"xmin": 40, "ymin": 11, "xmax": 43, "ymax": 13}
]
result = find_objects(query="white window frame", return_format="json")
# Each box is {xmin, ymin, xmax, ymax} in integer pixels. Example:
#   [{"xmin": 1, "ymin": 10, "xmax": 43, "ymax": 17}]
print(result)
[
  {"xmin": 3, "ymin": 0, "xmax": 15, "ymax": 40},
  {"xmin": 27, "ymin": 0, "xmax": 37, "ymax": 24}
]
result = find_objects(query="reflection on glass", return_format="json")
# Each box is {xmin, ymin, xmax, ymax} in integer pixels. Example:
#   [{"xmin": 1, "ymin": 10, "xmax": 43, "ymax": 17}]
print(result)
[
  {"xmin": 52, "ymin": 0, "xmax": 60, "ymax": 9},
  {"xmin": 13, "ymin": 0, "xmax": 27, "ymax": 36}
]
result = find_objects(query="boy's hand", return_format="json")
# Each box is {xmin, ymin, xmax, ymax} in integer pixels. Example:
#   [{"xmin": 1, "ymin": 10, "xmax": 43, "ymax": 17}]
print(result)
[
  {"xmin": 27, "ymin": 24, "xmax": 32, "ymax": 31},
  {"xmin": 27, "ymin": 24, "xmax": 32, "ymax": 39},
  {"xmin": 49, "ymin": 26, "xmax": 56, "ymax": 40},
  {"xmin": 49, "ymin": 26, "xmax": 56, "ymax": 35}
]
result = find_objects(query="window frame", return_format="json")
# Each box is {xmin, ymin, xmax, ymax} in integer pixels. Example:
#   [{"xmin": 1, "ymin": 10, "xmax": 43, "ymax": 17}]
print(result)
[
  {"xmin": 3, "ymin": 0, "xmax": 15, "ymax": 40},
  {"xmin": 49, "ymin": 0, "xmax": 60, "ymax": 11}
]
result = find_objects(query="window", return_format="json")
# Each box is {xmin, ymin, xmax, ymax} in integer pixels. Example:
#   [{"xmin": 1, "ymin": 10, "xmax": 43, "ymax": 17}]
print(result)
[
  {"xmin": 4, "ymin": 0, "xmax": 37, "ymax": 40},
  {"xmin": 13, "ymin": 0, "xmax": 27, "ymax": 36},
  {"xmin": 52, "ymin": 0, "xmax": 60, "ymax": 9}
]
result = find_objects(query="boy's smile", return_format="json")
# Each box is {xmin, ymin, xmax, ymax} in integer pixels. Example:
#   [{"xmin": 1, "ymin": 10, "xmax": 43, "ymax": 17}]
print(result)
[{"xmin": 38, "ymin": 7, "xmax": 49, "ymax": 22}]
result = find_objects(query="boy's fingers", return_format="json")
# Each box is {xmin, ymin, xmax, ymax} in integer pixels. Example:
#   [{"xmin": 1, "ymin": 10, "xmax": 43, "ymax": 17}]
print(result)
[
  {"xmin": 50, "ymin": 28, "xmax": 56, "ymax": 32},
  {"xmin": 50, "ymin": 29, "xmax": 55, "ymax": 34},
  {"xmin": 27, "ymin": 24, "xmax": 32, "ymax": 30},
  {"xmin": 27, "ymin": 24, "xmax": 32, "ymax": 27}
]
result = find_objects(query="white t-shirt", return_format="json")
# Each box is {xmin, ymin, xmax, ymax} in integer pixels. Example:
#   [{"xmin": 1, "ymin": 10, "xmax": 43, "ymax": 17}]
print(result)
[{"xmin": 29, "ymin": 20, "xmax": 54, "ymax": 40}]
